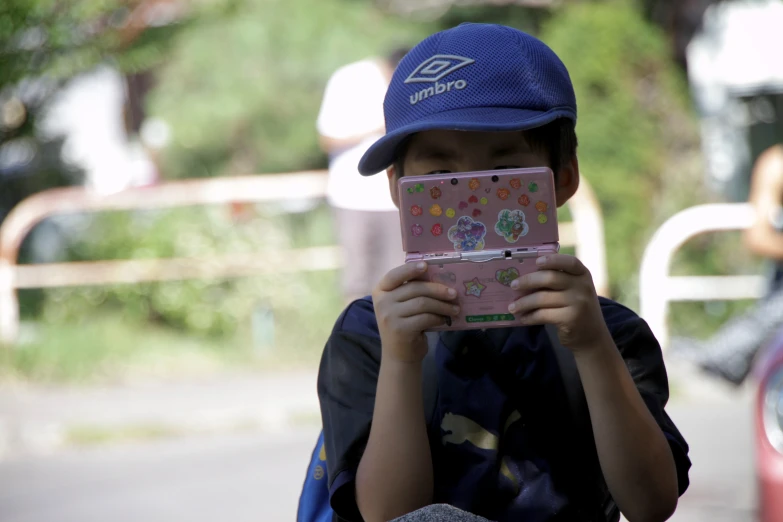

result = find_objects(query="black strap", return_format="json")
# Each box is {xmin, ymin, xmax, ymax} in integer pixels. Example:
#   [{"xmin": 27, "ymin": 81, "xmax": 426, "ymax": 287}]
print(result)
[
  {"xmin": 422, "ymin": 332, "xmax": 440, "ymax": 426},
  {"xmin": 545, "ymin": 324, "xmax": 589, "ymax": 434},
  {"xmin": 545, "ymin": 324, "xmax": 619, "ymax": 522}
]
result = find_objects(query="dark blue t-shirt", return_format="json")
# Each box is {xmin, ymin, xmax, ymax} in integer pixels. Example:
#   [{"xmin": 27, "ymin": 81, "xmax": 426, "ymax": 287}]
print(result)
[{"xmin": 317, "ymin": 297, "xmax": 691, "ymax": 522}]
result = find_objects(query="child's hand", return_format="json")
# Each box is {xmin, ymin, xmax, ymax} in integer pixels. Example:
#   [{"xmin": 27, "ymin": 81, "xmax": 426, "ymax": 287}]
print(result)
[
  {"xmin": 372, "ymin": 262, "xmax": 461, "ymax": 363},
  {"xmin": 508, "ymin": 254, "xmax": 610, "ymax": 352}
]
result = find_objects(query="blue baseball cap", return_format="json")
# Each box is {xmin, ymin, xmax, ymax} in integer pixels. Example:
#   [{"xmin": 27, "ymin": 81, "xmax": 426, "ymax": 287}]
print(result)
[{"xmin": 358, "ymin": 23, "xmax": 577, "ymax": 176}]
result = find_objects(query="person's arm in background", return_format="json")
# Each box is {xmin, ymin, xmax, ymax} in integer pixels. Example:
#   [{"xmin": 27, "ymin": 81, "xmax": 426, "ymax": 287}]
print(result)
[
  {"xmin": 316, "ymin": 60, "xmax": 388, "ymax": 155},
  {"xmin": 744, "ymin": 145, "xmax": 783, "ymax": 259}
]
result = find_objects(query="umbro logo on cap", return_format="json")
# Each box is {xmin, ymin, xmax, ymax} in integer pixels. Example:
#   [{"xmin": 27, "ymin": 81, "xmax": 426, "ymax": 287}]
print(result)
[
  {"xmin": 404, "ymin": 54, "xmax": 475, "ymax": 83},
  {"xmin": 405, "ymin": 54, "xmax": 475, "ymax": 105}
]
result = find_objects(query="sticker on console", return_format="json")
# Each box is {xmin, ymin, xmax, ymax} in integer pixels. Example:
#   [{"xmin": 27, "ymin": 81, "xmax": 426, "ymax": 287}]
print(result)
[
  {"xmin": 495, "ymin": 267, "xmax": 520, "ymax": 287},
  {"xmin": 495, "ymin": 209, "xmax": 529, "ymax": 243},
  {"xmin": 464, "ymin": 277, "xmax": 487, "ymax": 298},
  {"xmin": 447, "ymin": 216, "xmax": 487, "ymax": 252}
]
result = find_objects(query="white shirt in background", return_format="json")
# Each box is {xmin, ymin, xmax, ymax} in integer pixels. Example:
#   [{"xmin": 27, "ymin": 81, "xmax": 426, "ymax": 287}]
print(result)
[{"xmin": 316, "ymin": 59, "xmax": 397, "ymax": 212}]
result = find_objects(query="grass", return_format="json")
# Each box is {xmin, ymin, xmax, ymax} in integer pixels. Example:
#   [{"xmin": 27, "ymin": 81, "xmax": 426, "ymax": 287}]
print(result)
[
  {"xmin": 1, "ymin": 270, "xmax": 343, "ymax": 384},
  {"xmin": 0, "ymin": 314, "xmax": 252, "ymax": 384},
  {"xmin": 66, "ymin": 423, "xmax": 186, "ymax": 447}
]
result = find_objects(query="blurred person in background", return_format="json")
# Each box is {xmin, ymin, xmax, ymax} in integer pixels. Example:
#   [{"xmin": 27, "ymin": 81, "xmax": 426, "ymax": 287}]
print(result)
[
  {"xmin": 317, "ymin": 48, "xmax": 409, "ymax": 305},
  {"xmin": 674, "ymin": 143, "xmax": 783, "ymax": 385}
]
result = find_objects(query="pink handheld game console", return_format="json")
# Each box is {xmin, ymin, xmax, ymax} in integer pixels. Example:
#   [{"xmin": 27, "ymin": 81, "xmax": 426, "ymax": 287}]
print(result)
[{"xmin": 398, "ymin": 167, "xmax": 559, "ymax": 331}]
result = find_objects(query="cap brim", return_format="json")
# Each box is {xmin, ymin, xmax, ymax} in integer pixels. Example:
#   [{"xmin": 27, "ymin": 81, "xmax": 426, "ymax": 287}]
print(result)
[{"xmin": 357, "ymin": 106, "xmax": 576, "ymax": 176}]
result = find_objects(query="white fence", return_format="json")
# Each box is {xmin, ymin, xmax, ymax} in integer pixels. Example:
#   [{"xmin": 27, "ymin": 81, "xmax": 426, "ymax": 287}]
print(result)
[
  {"xmin": 639, "ymin": 202, "xmax": 766, "ymax": 350},
  {"xmin": 0, "ymin": 171, "xmax": 608, "ymax": 346}
]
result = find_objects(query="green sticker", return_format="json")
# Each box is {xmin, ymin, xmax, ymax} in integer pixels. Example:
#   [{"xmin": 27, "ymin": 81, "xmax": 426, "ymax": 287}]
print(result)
[
  {"xmin": 415, "ymin": 183, "xmax": 424, "ymax": 193},
  {"xmin": 407, "ymin": 187, "xmax": 414, "ymax": 194},
  {"xmin": 466, "ymin": 314, "xmax": 516, "ymax": 323},
  {"xmin": 528, "ymin": 182, "xmax": 539, "ymax": 193}
]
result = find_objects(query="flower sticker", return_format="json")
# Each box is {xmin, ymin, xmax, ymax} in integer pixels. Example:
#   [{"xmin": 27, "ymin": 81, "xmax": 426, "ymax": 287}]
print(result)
[
  {"xmin": 472, "ymin": 208, "xmax": 482, "ymax": 218},
  {"xmin": 458, "ymin": 201, "xmax": 469, "ymax": 210},
  {"xmin": 446, "ymin": 208, "xmax": 456, "ymax": 218},
  {"xmin": 495, "ymin": 267, "xmax": 520, "ymax": 287},
  {"xmin": 411, "ymin": 205, "xmax": 423, "ymax": 216},
  {"xmin": 415, "ymin": 183, "xmax": 425, "ymax": 193},
  {"xmin": 497, "ymin": 188, "xmax": 511, "ymax": 200},
  {"xmin": 411, "ymin": 224, "xmax": 423, "ymax": 237},
  {"xmin": 469, "ymin": 178, "xmax": 481, "ymax": 191},
  {"xmin": 464, "ymin": 278, "xmax": 487, "ymax": 298},
  {"xmin": 494, "ymin": 209, "xmax": 529, "ymax": 243},
  {"xmin": 538, "ymin": 213, "xmax": 548, "ymax": 224},
  {"xmin": 407, "ymin": 187, "xmax": 415, "ymax": 194},
  {"xmin": 518, "ymin": 194, "xmax": 530, "ymax": 207},
  {"xmin": 431, "ymin": 223, "xmax": 443, "ymax": 236},
  {"xmin": 535, "ymin": 201, "xmax": 548, "ymax": 213},
  {"xmin": 528, "ymin": 182, "xmax": 539, "ymax": 193},
  {"xmin": 480, "ymin": 197, "xmax": 488, "ymax": 205},
  {"xmin": 447, "ymin": 216, "xmax": 487, "ymax": 252},
  {"xmin": 509, "ymin": 178, "xmax": 522, "ymax": 190},
  {"xmin": 429, "ymin": 204, "xmax": 443, "ymax": 217},
  {"xmin": 468, "ymin": 195, "xmax": 478, "ymax": 204},
  {"xmin": 430, "ymin": 186, "xmax": 442, "ymax": 199}
]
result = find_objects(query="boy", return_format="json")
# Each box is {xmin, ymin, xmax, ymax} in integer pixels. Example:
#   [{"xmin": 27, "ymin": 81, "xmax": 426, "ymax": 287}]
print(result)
[{"xmin": 317, "ymin": 23, "xmax": 691, "ymax": 522}]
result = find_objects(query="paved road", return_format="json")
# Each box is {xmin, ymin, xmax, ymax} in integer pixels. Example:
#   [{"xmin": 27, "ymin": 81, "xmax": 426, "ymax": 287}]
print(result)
[
  {"xmin": 667, "ymin": 395, "xmax": 756, "ymax": 522},
  {"xmin": 0, "ymin": 392, "xmax": 756, "ymax": 522},
  {"xmin": 0, "ymin": 427, "xmax": 321, "ymax": 522}
]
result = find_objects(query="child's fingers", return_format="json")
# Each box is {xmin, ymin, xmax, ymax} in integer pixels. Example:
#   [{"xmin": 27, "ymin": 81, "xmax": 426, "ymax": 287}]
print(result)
[
  {"xmin": 377, "ymin": 262, "xmax": 428, "ymax": 293},
  {"xmin": 393, "ymin": 280, "xmax": 457, "ymax": 303},
  {"xmin": 511, "ymin": 269, "xmax": 570, "ymax": 292},
  {"xmin": 535, "ymin": 254, "xmax": 587, "ymax": 276},
  {"xmin": 397, "ymin": 296, "xmax": 460, "ymax": 319},
  {"xmin": 508, "ymin": 291, "xmax": 566, "ymax": 315}
]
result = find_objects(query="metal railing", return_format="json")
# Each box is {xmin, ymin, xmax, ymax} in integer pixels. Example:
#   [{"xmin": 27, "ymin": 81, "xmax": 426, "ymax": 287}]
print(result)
[
  {"xmin": 0, "ymin": 171, "xmax": 608, "ymax": 346},
  {"xmin": 639, "ymin": 202, "xmax": 767, "ymax": 351}
]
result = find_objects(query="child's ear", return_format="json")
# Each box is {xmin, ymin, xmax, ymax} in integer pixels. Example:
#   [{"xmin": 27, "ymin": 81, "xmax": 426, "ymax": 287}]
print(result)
[
  {"xmin": 554, "ymin": 156, "xmax": 579, "ymax": 207},
  {"xmin": 387, "ymin": 166, "xmax": 401, "ymax": 209}
]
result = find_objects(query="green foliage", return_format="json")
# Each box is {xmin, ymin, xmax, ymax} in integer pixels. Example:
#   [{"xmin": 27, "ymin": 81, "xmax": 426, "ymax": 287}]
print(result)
[
  {"xmin": 540, "ymin": 1, "xmax": 702, "ymax": 303},
  {"xmin": 148, "ymin": 0, "xmax": 434, "ymax": 178},
  {"xmin": 0, "ymin": 0, "xmax": 234, "ymax": 226},
  {"xmin": 0, "ymin": 0, "xmax": 230, "ymax": 86},
  {"xmin": 14, "ymin": 0, "xmax": 757, "ymax": 380},
  {"xmin": 34, "ymin": 204, "xmax": 341, "ymax": 340}
]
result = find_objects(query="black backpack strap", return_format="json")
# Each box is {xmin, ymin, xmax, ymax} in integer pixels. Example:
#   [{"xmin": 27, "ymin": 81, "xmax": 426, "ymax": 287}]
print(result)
[
  {"xmin": 422, "ymin": 332, "xmax": 440, "ymax": 426},
  {"xmin": 545, "ymin": 324, "xmax": 589, "ymax": 432},
  {"xmin": 545, "ymin": 324, "xmax": 619, "ymax": 522}
]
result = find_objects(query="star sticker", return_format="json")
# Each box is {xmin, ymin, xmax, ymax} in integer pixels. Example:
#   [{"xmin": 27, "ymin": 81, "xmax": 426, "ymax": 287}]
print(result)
[{"xmin": 464, "ymin": 278, "xmax": 486, "ymax": 298}]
